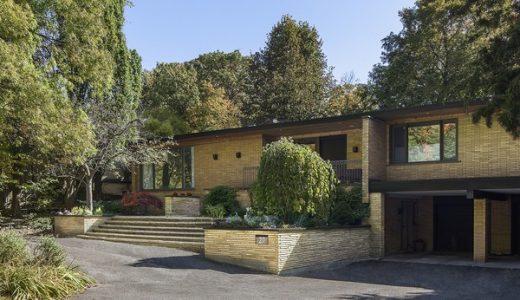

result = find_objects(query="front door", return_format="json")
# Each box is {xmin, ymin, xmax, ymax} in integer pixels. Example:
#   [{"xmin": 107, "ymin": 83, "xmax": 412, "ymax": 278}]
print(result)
[{"xmin": 401, "ymin": 200, "xmax": 416, "ymax": 251}]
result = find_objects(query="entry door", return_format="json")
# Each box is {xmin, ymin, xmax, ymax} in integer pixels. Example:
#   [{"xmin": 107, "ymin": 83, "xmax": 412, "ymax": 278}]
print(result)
[
  {"xmin": 401, "ymin": 200, "xmax": 416, "ymax": 251},
  {"xmin": 434, "ymin": 197, "xmax": 473, "ymax": 252}
]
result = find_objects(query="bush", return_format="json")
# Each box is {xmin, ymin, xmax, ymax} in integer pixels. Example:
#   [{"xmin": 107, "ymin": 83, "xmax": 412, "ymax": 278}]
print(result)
[
  {"xmin": 0, "ymin": 233, "xmax": 94, "ymax": 300},
  {"xmin": 24, "ymin": 216, "xmax": 53, "ymax": 233},
  {"xmin": 0, "ymin": 265, "xmax": 93, "ymax": 300},
  {"xmin": 33, "ymin": 236, "xmax": 66, "ymax": 267},
  {"xmin": 0, "ymin": 231, "xmax": 29, "ymax": 266},
  {"xmin": 329, "ymin": 185, "xmax": 369, "ymax": 226},
  {"xmin": 98, "ymin": 200, "xmax": 123, "ymax": 215},
  {"xmin": 204, "ymin": 204, "xmax": 226, "ymax": 219},
  {"xmin": 71, "ymin": 206, "xmax": 92, "ymax": 216},
  {"xmin": 252, "ymin": 137, "xmax": 338, "ymax": 224},
  {"xmin": 203, "ymin": 186, "xmax": 240, "ymax": 216}
]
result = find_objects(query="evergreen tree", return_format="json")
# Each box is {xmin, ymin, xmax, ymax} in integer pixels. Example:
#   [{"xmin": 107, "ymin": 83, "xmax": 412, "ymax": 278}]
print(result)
[{"xmin": 249, "ymin": 15, "xmax": 333, "ymax": 123}]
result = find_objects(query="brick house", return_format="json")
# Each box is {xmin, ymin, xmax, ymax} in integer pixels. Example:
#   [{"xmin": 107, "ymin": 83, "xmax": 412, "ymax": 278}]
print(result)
[{"xmin": 131, "ymin": 101, "xmax": 520, "ymax": 263}]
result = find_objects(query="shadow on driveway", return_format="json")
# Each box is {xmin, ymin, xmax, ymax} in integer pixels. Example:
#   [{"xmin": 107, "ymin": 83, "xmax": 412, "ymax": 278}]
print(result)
[{"xmin": 130, "ymin": 253, "xmax": 261, "ymax": 275}]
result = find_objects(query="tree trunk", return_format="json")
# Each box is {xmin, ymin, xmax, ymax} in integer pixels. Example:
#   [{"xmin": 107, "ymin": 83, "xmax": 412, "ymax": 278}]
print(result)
[
  {"xmin": 0, "ymin": 189, "xmax": 9, "ymax": 214},
  {"xmin": 94, "ymin": 171, "xmax": 103, "ymax": 202},
  {"xmin": 86, "ymin": 175, "xmax": 94, "ymax": 213},
  {"xmin": 10, "ymin": 188, "xmax": 21, "ymax": 217},
  {"xmin": 63, "ymin": 178, "xmax": 79, "ymax": 210}
]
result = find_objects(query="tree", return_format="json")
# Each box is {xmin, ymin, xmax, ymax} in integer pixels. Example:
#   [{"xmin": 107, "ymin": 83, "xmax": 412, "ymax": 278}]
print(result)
[
  {"xmin": 188, "ymin": 51, "xmax": 252, "ymax": 116},
  {"xmin": 0, "ymin": 0, "xmax": 95, "ymax": 215},
  {"xmin": 368, "ymin": 0, "xmax": 484, "ymax": 108},
  {"xmin": 325, "ymin": 74, "xmax": 376, "ymax": 116},
  {"xmin": 248, "ymin": 15, "xmax": 333, "ymax": 123},
  {"xmin": 472, "ymin": 0, "xmax": 520, "ymax": 138}
]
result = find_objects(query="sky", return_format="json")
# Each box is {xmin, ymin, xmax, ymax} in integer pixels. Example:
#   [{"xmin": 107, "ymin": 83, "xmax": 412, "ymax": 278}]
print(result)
[{"xmin": 123, "ymin": 0, "xmax": 415, "ymax": 83}]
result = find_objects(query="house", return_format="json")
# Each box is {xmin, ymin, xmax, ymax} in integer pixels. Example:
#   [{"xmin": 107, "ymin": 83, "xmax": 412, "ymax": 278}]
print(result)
[{"xmin": 130, "ymin": 101, "xmax": 520, "ymax": 263}]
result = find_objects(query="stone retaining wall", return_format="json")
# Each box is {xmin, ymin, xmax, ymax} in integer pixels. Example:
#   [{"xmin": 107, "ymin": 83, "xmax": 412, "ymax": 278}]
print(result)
[{"xmin": 205, "ymin": 226, "xmax": 372, "ymax": 274}]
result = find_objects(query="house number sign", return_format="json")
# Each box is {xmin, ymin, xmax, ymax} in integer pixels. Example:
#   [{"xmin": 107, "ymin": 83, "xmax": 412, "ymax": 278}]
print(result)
[{"xmin": 255, "ymin": 235, "xmax": 268, "ymax": 245}]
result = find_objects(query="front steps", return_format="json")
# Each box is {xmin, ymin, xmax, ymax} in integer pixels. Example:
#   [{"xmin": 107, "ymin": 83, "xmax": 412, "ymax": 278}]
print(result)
[{"xmin": 78, "ymin": 216, "xmax": 214, "ymax": 252}]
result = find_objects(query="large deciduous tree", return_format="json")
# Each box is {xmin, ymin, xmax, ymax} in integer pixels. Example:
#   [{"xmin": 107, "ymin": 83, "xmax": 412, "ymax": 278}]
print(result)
[{"xmin": 248, "ymin": 15, "xmax": 333, "ymax": 123}]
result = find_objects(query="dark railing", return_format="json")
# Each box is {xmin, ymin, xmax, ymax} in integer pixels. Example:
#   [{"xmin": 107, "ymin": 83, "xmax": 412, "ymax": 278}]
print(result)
[
  {"xmin": 330, "ymin": 160, "xmax": 362, "ymax": 184},
  {"xmin": 242, "ymin": 160, "xmax": 362, "ymax": 188}
]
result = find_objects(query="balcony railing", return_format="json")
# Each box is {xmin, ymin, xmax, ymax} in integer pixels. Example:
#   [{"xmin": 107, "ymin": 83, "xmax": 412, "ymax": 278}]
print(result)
[
  {"xmin": 242, "ymin": 159, "xmax": 362, "ymax": 188},
  {"xmin": 330, "ymin": 160, "xmax": 362, "ymax": 184}
]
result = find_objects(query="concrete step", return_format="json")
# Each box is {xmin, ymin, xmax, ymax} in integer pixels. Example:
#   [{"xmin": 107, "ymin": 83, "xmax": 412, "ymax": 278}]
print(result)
[
  {"xmin": 97, "ymin": 224, "xmax": 204, "ymax": 232},
  {"xmin": 77, "ymin": 235, "xmax": 204, "ymax": 252},
  {"xmin": 83, "ymin": 232, "xmax": 203, "ymax": 243},
  {"xmin": 111, "ymin": 216, "xmax": 213, "ymax": 222},
  {"xmin": 104, "ymin": 220, "xmax": 213, "ymax": 227},
  {"xmin": 92, "ymin": 227, "xmax": 204, "ymax": 237}
]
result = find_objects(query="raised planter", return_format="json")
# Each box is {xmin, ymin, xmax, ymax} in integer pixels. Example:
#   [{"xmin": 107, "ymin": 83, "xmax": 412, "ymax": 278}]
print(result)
[
  {"xmin": 204, "ymin": 226, "xmax": 372, "ymax": 275},
  {"xmin": 54, "ymin": 216, "xmax": 109, "ymax": 237}
]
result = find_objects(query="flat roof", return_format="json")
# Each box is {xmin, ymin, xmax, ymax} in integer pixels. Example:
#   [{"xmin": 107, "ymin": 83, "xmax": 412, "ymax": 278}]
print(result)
[{"xmin": 173, "ymin": 100, "xmax": 486, "ymax": 141}]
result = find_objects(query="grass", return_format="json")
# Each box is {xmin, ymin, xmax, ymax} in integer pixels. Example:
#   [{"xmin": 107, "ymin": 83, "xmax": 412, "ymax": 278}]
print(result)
[{"xmin": 0, "ymin": 231, "xmax": 94, "ymax": 300}]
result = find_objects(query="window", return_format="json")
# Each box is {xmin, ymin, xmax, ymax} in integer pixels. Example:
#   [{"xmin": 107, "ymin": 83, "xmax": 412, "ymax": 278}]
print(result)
[
  {"xmin": 390, "ymin": 120, "xmax": 457, "ymax": 163},
  {"xmin": 141, "ymin": 147, "xmax": 194, "ymax": 190}
]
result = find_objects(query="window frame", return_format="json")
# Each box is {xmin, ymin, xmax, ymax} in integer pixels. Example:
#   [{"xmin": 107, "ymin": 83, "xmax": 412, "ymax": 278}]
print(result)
[
  {"xmin": 140, "ymin": 146, "xmax": 195, "ymax": 191},
  {"xmin": 389, "ymin": 119, "xmax": 458, "ymax": 164}
]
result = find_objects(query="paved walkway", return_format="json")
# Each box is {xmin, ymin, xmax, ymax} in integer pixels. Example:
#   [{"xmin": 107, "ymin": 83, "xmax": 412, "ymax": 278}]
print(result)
[{"xmin": 60, "ymin": 238, "xmax": 520, "ymax": 300}]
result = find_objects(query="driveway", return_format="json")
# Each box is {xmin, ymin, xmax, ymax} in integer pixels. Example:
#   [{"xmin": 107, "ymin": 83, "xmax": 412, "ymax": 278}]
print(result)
[{"xmin": 60, "ymin": 238, "xmax": 520, "ymax": 300}]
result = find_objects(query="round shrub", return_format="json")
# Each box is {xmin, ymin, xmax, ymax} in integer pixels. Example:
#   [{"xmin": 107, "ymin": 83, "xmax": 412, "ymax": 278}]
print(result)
[
  {"xmin": 252, "ymin": 137, "xmax": 338, "ymax": 224},
  {"xmin": 203, "ymin": 186, "xmax": 240, "ymax": 216}
]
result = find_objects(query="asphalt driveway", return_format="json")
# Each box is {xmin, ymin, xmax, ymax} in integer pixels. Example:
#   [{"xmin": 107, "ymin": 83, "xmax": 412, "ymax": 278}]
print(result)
[{"xmin": 59, "ymin": 238, "xmax": 520, "ymax": 300}]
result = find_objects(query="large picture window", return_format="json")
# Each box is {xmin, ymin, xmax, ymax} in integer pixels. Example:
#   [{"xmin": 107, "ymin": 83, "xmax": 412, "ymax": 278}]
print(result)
[
  {"xmin": 141, "ymin": 147, "xmax": 194, "ymax": 190},
  {"xmin": 390, "ymin": 120, "xmax": 457, "ymax": 163}
]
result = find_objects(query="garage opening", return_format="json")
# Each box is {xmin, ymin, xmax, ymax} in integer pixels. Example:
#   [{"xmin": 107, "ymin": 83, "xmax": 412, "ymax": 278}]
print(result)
[
  {"xmin": 512, "ymin": 196, "xmax": 520, "ymax": 255},
  {"xmin": 434, "ymin": 196, "xmax": 473, "ymax": 253}
]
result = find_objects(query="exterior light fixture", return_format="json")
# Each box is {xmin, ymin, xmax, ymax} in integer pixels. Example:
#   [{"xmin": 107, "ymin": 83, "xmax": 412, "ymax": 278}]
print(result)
[
  {"xmin": 236, "ymin": 152, "xmax": 241, "ymax": 159},
  {"xmin": 353, "ymin": 146, "xmax": 359, "ymax": 153},
  {"xmin": 212, "ymin": 154, "xmax": 218, "ymax": 160}
]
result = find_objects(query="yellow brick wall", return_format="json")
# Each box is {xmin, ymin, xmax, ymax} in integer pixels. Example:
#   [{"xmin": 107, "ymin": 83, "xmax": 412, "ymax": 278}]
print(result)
[
  {"xmin": 363, "ymin": 118, "xmax": 387, "ymax": 202},
  {"xmin": 205, "ymin": 228, "xmax": 372, "ymax": 274},
  {"xmin": 491, "ymin": 199, "xmax": 512, "ymax": 255},
  {"xmin": 386, "ymin": 113, "xmax": 520, "ymax": 180},
  {"xmin": 368, "ymin": 192, "xmax": 385, "ymax": 257},
  {"xmin": 205, "ymin": 229, "xmax": 279, "ymax": 273}
]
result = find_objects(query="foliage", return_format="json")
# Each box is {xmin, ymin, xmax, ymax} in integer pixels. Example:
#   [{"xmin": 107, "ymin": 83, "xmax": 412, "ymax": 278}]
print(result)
[
  {"xmin": 329, "ymin": 186, "xmax": 369, "ymax": 226},
  {"xmin": 122, "ymin": 192, "xmax": 163, "ymax": 209},
  {"xmin": 0, "ymin": 231, "xmax": 29, "ymax": 265},
  {"xmin": 204, "ymin": 204, "xmax": 226, "ymax": 219},
  {"xmin": 33, "ymin": 236, "xmax": 66, "ymax": 267},
  {"xmin": 0, "ymin": 264, "xmax": 93, "ymax": 300},
  {"xmin": 0, "ymin": 233, "xmax": 93, "ymax": 299},
  {"xmin": 96, "ymin": 200, "xmax": 123, "ymax": 215},
  {"xmin": 472, "ymin": 0, "xmax": 520, "ymax": 138},
  {"xmin": 24, "ymin": 216, "xmax": 53, "ymax": 233},
  {"xmin": 326, "ymin": 76, "xmax": 376, "ymax": 116},
  {"xmin": 252, "ymin": 138, "xmax": 338, "ymax": 223},
  {"xmin": 248, "ymin": 15, "xmax": 333, "ymax": 123},
  {"xmin": 70, "ymin": 207, "xmax": 93, "ymax": 216},
  {"xmin": 203, "ymin": 186, "xmax": 240, "ymax": 216}
]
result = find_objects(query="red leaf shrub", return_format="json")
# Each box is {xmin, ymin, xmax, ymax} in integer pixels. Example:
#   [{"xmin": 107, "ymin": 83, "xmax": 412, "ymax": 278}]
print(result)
[{"xmin": 122, "ymin": 192, "xmax": 163, "ymax": 209}]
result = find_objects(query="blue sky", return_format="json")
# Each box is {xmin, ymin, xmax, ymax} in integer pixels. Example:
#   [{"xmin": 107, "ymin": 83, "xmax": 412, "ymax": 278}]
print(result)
[{"xmin": 123, "ymin": 0, "xmax": 415, "ymax": 83}]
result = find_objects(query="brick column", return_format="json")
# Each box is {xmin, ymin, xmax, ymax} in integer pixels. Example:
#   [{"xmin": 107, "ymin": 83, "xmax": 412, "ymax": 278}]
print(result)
[
  {"xmin": 473, "ymin": 198, "xmax": 489, "ymax": 262},
  {"xmin": 369, "ymin": 192, "xmax": 385, "ymax": 257},
  {"xmin": 131, "ymin": 165, "xmax": 140, "ymax": 193}
]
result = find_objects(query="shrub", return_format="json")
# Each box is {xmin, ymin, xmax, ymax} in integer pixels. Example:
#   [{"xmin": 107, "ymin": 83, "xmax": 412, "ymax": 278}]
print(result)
[
  {"xmin": 122, "ymin": 192, "xmax": 163, "ymax": 209},
  {"xmin": 0, "ymin": 231, "xmax": 29, "ymax": 266},
  {"xmin": 329, "ymin": 185, "xmax": 369, "ymax": 226},
  {"xmin": 33, "ymin": 236, "xmax": 65, "ymax": 267},
  {"xmin": 24, "ymin": 216, "xmax": 53, "ymax": 233},
  {"xmin": 252, "ymin": 137, "xmax": 338, "ymax": 223},
  {"xmin": 0, "ymin": 265, "xmax": 94, "ymax": 300},
  {"xmin": 204, "ymin": 204, "xmax": 226, "ymax": 219},
  {"xmin": 71, "ymin": 206, "xmax": 92, "ymax": 216},
  {"xmin": 203, "ymin": 186, "xmax": 240, "ymax": 216},
  {"xmin": 98, "ymin": 200, "xmax": 123, "ymax": 215}
]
